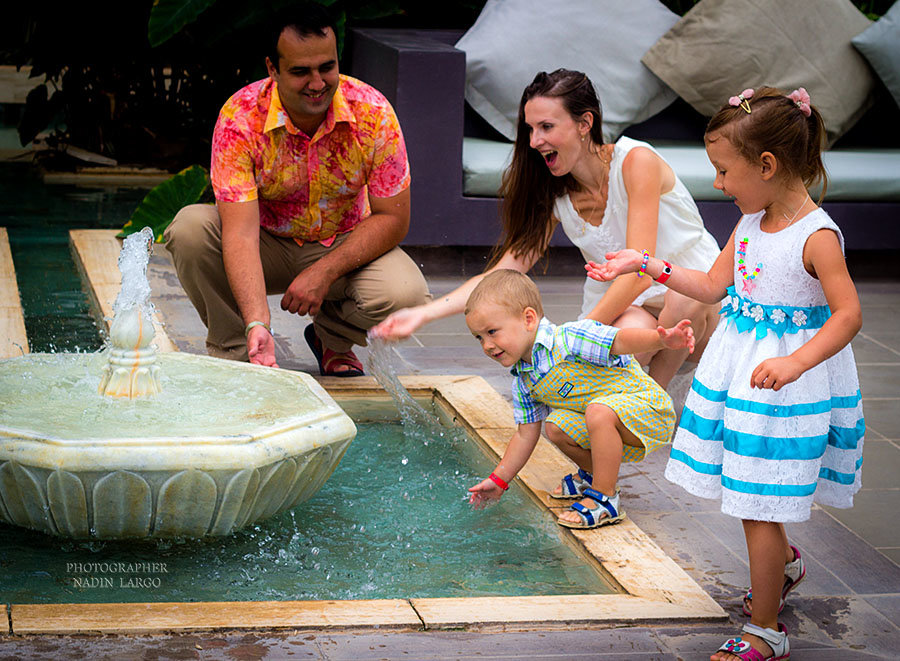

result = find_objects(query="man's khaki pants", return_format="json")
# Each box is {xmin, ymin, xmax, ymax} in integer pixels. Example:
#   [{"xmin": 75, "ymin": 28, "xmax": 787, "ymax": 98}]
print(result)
[{"xmin": 164, "ymin": 204, "xmax": 430, "ymax": 361}]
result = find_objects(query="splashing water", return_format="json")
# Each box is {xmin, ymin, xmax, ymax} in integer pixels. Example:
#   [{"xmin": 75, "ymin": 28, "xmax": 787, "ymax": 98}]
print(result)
[
  {"xmin": 366, "ymin": 336, "xmax": 458, "ymax": 443},
  {"xmin": 98, "ymin": 226, "xmax": 161, "ymax": 398},
  {"xmin": 112, "ymin": 226, "xmax": 155, "ymax": 316}
]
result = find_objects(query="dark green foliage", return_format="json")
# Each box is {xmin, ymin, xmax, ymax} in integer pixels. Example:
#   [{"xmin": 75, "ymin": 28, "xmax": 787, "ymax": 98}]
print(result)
[
  {"xmin": 118, "ymin": 165, "xmax": 210, "ymax": 242},
  {"xmin": 148, "ymin": 0, "xmax": 218, "ymax": 47}
]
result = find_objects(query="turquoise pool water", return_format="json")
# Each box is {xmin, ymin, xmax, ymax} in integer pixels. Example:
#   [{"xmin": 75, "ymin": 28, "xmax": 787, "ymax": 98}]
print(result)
[
  {"xmin": 0, "ymin": 163, "xmax": 146, "ymax": 352},
  {"xmin": 0, "ymin": 421, "xmax": 612, "ymax": 603}
]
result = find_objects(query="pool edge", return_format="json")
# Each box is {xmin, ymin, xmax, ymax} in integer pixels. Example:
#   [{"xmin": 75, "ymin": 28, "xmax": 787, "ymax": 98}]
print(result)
[{"xmin": 6, "ymin": 376, "xmax": 726, "ymax": 635}]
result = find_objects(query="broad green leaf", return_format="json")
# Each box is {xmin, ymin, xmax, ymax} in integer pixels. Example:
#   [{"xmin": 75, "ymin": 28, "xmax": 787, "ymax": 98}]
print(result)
[
  {"xmin": 119, "ymin": 165, "xmax": 209, "ymax": 242},
  {"xmin": 148, "ymin": 0, "xmax": 218, "ymax": 47}
]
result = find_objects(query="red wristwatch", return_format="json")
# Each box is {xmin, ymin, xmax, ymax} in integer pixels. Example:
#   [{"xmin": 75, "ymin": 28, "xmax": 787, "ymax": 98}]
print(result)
[{"xmin": 655, "ymin": 261, "xmax": 673, "ymax": 284}]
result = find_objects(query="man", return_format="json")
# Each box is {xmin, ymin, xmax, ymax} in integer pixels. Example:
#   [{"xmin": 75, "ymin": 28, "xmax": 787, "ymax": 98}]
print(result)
[{"xmin": 164, "ymin": 6, "xmax": 429, "ymax": 375}]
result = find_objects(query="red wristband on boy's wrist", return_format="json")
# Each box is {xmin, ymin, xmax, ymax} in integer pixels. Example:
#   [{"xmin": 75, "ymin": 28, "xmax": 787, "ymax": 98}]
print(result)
[
  {"xmin": 489, "ymin": 472, "xmax": 509, "ymax": 490},
  {"xmin": 655, "ymin": 261, "xmax": 673, "ymax": 284}
]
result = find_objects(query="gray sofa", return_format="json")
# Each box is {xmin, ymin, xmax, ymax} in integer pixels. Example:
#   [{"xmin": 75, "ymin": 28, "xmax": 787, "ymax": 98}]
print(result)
[{"xmin": 349, "ymin": 28, "xmax": 900, "ymax": 251}]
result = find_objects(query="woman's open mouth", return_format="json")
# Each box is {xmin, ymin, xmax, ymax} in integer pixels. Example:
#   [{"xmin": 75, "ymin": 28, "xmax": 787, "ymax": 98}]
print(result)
[{"xmin": 543, "ymin": 151, "xmax": 558, "ymax": 168}]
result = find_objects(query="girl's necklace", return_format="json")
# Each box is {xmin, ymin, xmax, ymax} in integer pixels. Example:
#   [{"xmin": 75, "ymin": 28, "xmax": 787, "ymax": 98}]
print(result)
[
  {"xmin": 781, "ymin": 193, "xmax": 811, "ymax": 226},
  {"xmin": 739, "ymin": 194, "xmax": 811, "ymax": 295},
  {"xmin": 737, "ymin": 237, "xmax": 762, "ymax": 295}
]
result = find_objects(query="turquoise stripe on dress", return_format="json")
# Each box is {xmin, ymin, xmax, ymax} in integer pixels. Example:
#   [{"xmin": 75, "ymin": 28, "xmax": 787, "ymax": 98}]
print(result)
[
  {"xmin": 669, "ymin": 448, "xmax": 722, "ymax": 475},
  {"xmin": 679, "ymin": 407, "xmax": 723, "ymax": 440},
  {"xmin": 691, "ymin": 378, "xmax": 728, "ymax": 402},
  {"xmin": 819, "ymin": 457, "xmax": 863, "ymax": 485},
  {"xmin": 722, "ymin": 475, "xmax": 817, "ymax": 497},
  {"xmin": 683, "ymin": 406, "xmax": 863, "ymax": 457},
  {"xmin": 828, "ymin": 419, "xmax": 866, "ymax": 450},
  {"xmin": 725, "ymin": 391, "xmax": 862, "ymax": 417},
  {"xmin": 724, "ymin": 430, "xmax": 828, "ymax": 460}
]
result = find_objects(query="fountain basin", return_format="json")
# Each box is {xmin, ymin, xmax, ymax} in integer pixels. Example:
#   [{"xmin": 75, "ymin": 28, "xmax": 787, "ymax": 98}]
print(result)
[{"xmin": 0, "ymin": 352, "xmax": 357, "ymax": 539}]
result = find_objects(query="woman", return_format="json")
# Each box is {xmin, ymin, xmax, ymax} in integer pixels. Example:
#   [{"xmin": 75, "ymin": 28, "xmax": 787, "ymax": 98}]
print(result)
[{"xmin": 374, "ymin": 69, "xmax": 720, "ymax": 388}]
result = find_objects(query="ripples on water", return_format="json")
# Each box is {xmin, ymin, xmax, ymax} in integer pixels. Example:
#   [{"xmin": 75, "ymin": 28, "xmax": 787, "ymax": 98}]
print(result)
[{"xmin": 0, "ymin": 422, "xmax": 611, "ymax": 603}]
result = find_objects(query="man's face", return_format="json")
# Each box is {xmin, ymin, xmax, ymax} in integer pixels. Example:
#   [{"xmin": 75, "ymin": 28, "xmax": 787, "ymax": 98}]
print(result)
[{"xmin": 266, "ymin": 26, "xmax": 339, "ymax": 134}]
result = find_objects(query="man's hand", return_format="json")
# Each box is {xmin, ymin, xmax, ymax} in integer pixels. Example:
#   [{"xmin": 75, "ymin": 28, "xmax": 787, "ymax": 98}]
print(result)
[
  {"xmin": 247, "ymin": 325, "xmax": 278, "ymax": 367},
  {"xmin": 280, "ymin": 264, "xmax": 334, "ymax": 317},
  {"xmin": 657, "ymin": 319, "xmax": 695, "ymax": 353}
]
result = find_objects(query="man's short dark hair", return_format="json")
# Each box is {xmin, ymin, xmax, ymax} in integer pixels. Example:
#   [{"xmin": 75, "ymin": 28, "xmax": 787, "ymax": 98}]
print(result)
[{"xmin": 268, "ymin": 4, "xmax": 337, "ymax": 69}]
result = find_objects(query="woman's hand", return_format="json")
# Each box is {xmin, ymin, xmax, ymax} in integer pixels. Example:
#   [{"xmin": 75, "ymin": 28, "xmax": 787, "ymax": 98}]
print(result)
[
  {"xmin": 468, "ymin": 478, "xmax": 504, "ymax": 509},
  {"xmin": 751, "ymin": 356, "xmax": 804, "ymax": 391},
  {"xmin": 657, "ymin": 319, "xmax": 695, "ymax": 353},
  {"xmin": 585, "ymin": 249, "xmax": 644, "ymax": 282},
  {"xmin": 369, "ymin": 307, "xmax": 428, "ymax": 341}
]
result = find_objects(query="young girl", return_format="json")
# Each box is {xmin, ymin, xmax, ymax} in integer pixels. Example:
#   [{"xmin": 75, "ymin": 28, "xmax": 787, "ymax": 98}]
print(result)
[{"xmin": 587, "ymin": 87, "xmax": 864, "ymax": 661}]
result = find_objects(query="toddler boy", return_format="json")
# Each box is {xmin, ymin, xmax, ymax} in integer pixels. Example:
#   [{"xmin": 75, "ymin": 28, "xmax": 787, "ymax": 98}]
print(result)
[{"xmin": 466, "ymin": 270, "xmax": 693, "ymax": 528}]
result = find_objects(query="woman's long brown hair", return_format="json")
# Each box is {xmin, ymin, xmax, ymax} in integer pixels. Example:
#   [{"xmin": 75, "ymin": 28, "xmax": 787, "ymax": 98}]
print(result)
[{"xmin": 488, "ymin": 69, "xmax": 605, "ymax": 268}]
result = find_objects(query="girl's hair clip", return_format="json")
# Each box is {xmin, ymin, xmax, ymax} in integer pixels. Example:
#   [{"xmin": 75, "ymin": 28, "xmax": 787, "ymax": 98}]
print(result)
[
  {"xmin": 728, "ymin": 88, "xmax": 754, "ymax": 114},
  {"xmin": 788, "ymin": 87, "xmax": 812, "ymax": 117}
]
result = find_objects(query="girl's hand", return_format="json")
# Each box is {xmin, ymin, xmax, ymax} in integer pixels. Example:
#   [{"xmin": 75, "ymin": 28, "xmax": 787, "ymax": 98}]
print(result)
[
  {"xmin": 585, "ymin": 249, "xmax": 644, "ymax": 282},
  {"xmin": 657, "ymin": 319, "xmax": 695, "ymax": 353},
  {"xmin": 468, "ymin": 478, "xmax": 504, "ymax": 509},
  {"xmin": 751, "ymin": 356, "xmax": 804, "ymax": 391},
  {"xmin": 369, "ymin": 307, "xmax": 427, "ymax": 341}
]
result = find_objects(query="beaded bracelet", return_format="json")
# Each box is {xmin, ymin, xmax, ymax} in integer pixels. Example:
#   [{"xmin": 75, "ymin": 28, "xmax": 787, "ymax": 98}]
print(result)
[
  {"xmin": 489, "ymin": 472, "xmax": 509, "ymax": 491},
  {"xmin": 637, "ymin": 250, "xmax": 650, "ymax": 278},
  {"xmin": 244, "ymin": 320, "xmax": 272, "ymax": 337}
]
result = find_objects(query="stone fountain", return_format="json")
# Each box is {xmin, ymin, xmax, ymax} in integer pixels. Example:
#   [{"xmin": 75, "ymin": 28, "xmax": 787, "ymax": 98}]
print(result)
[{"xmin": 0, "ymin": 228, "xmax": 356, "ymax": 539}]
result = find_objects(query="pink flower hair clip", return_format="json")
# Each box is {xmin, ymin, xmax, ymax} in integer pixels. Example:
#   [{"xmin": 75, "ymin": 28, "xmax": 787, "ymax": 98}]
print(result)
[
  {"xmin": 788, "ymin": 87, "xmax": 811, "ymax": 117},
  {"xmin": 728, "ymin": 88, "xmax": 754, "ymax": 114}
]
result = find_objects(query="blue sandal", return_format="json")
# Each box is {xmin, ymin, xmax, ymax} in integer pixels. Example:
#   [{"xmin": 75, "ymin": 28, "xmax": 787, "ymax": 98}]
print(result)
[
  {"xmin": 557, "ymin": 488, "xmax": 625, "ymax": 529},
  {"xmin": 550, "ymin": 468, "xmax": 593, "ymax": 499}
]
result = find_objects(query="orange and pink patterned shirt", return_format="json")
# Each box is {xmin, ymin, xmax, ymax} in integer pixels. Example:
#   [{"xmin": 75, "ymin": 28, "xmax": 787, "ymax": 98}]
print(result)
[{"xmin": 211, "ymin": 75, "xmax": 410, "ymax": 244}]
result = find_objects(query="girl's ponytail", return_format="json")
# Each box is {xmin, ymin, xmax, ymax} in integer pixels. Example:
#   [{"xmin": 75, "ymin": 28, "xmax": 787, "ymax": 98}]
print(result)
[
  {"xmin": 705, "ymin": 86, "xmax": 830, "ymax": 202},
  {"xmin": 803, "ymin": 103, "xmax": 828, "ymax": 202}
]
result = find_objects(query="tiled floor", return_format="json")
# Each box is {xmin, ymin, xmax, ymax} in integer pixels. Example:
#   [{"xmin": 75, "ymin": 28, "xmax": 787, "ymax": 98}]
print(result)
[{"xmin": 6, "ymin": 256, "xmax": 899, "ymax": 659}]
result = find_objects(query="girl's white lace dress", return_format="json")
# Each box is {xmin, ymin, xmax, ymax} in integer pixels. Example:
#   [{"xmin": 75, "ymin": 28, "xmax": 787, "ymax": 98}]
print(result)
[{"xmin": 664, "ymin": 208, "xmax": 864, "ymax": 522}]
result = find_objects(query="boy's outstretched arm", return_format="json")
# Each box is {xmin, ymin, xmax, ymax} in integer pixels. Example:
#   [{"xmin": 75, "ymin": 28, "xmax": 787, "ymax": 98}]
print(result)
[
  {"xmin": 611, "ymin": 320, "xmax": 695, "ymax": 357},
  {"xmin": 469, "ymin": 421, "xmax": 542, "ymax": 508}
]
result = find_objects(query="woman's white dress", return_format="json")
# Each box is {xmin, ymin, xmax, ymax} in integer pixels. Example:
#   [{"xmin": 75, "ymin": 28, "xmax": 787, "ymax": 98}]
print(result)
[
  {"xmin": 664, "ymin": 209, "xmax": 865, "ymax": 522},
  {"xmin": 554, "ymin": 136, "xmax": 721, "ymax": 319}
]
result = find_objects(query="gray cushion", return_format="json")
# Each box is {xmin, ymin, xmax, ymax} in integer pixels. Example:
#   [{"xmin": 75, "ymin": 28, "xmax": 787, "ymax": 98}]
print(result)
[
  {"xmin": 641, "ymin": 0, "xmax": 876, "ymax": 146},
  {"xmin": 462, "ymin": 137, "xmax": 900, "ymax": 202},
  {"xmin": 455, "ymin": 0, "xmax": 680, "ymax": 143},
  {"xmin": 852, "ymin": 1, "xmax": 900, "ymax": 110}
]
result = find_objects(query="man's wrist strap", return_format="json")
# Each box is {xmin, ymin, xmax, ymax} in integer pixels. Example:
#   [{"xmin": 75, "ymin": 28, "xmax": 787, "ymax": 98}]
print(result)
[{"xmin": 245, "ymin": 321, "xmax": 272, "ymax": 337}]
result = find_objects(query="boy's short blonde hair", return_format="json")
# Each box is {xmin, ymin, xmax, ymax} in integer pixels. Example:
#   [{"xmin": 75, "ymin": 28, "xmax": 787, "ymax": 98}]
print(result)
[{"xmin": 465, "ymin": 269, "xmax": 544, "ymax": 318}]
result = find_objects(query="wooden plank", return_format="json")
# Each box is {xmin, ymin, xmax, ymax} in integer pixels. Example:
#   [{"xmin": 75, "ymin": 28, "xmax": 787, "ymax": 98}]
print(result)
[
  {"xmin": 435, "ymin": 376, "xmax": 515, "ymax": 430},
  {"xmin": 11, "ymin": 599, "xmax": 422, "ymax": 635},
  {"xmin": 69, "ymin": 229, "xmax": 177, "ymax": 353},
  {"xmin": 411, "ymin": 594, "xmax": 714, "ymax": 629},
  {"xmin": 0, "ymin": 227, "xmax": 29, "ymax": 357}
]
